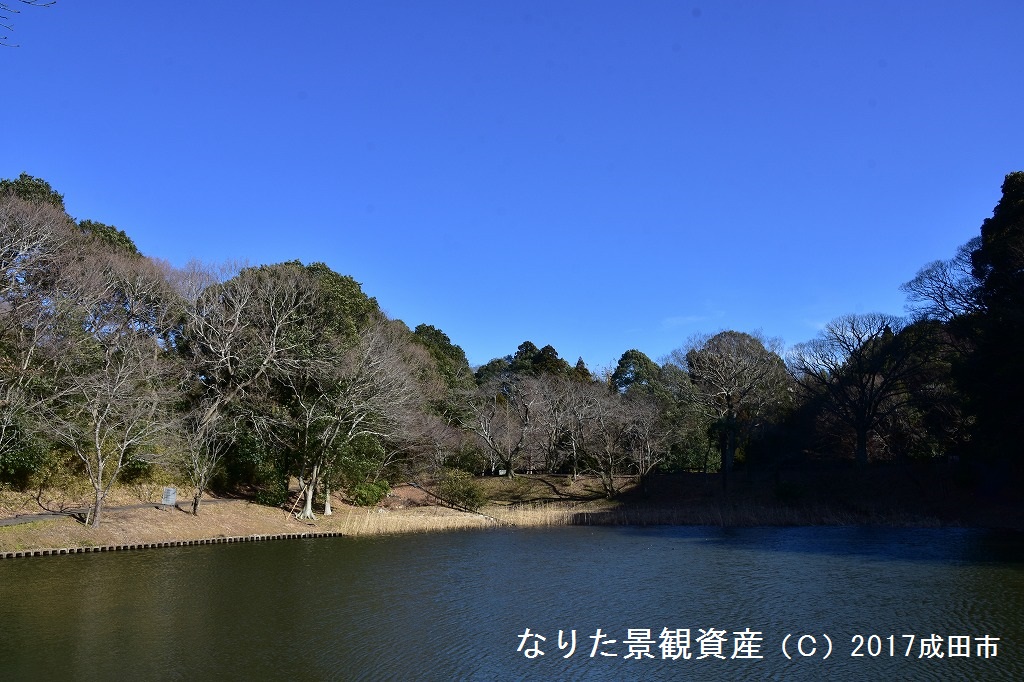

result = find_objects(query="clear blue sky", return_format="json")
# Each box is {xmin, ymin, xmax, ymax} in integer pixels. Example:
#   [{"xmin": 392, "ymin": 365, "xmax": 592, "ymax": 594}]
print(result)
[{"xmin": 4, "ymin": 1, "xmax": 1022, "ymax": 370}]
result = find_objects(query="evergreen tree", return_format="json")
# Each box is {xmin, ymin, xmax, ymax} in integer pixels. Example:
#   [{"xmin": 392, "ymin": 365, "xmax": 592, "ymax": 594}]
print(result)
[
  {"xmin": 0, "ymin": 172, "xmax": 64, "ymax": 210},
  {"xmin": 963, "ymin": 172, "xmax": 1024, "ymax": 462}
]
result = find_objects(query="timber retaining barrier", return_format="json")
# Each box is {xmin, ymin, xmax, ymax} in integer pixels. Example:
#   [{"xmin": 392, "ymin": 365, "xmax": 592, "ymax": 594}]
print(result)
[{"xmin": 0, "ymin": 531, "xmax": 347, "ymax": 560}]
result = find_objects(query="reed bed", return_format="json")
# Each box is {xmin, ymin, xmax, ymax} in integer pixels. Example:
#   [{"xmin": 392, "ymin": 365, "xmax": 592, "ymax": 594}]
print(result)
[
  {"xmin": 331, "ymin": 506, "xmax": 497, "ymax": 536},
  {"xmin": 484, "ymin": 500, "xmax": 948, "ymax": 528}
]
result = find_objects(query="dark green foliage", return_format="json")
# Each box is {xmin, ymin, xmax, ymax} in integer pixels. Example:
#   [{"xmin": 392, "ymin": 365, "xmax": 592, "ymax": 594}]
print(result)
[
  {"xmin": 435, "ymin": 468, "xmax": 485, "ymax": 511},
  {"xmin": 961, "ymin": 172, "xmax": 1024, "ymax": 462},
  {"xmin": 413, "ymin": 324, "xmax": 474, "ymax": 393},
  {"xmin": 572, "ymin": 357, "xmax": 592, "ymax": 382},
  {"xmin": 0, "ymin": 426, "xmax": 46, "ymax": 490},
  {"xmin": 254, "ymin": 476, "xmax": 290, "ymax": 507},
  {"xmin": 503, "ymin": 341, "xmax": 572, "ymax": 377},
  {"xmin": 443, "ymin": 444, "xmax": 488, "ymax": 475},
  {"xmin": 663, "ymin": 432, "xmax": 719, "ymax": 474},
  {"xmin": 611, "ymin": 349, "xmax": 663, "ymax": 396},
  {"xmin": 351, "ymin": 480, "xmax": 390, "ymax": 506},
  {"xmin": 510, "ymin": 341, "xmax": 540, "ymax": 373},
  {"xmin": 881, "ymin": 321, "xmax": 969, "ymax": 462},
  {"xmin": 533, "ymin": 345, "xmax": 571, "ymax": 375},
  {"xmin": 78, "ymin": 219, "xmax": 141, "ymax": 257},
  {"xmin": 475, "ymin": 356, "xmax": 511, "ymax": 384},
  {"xmin": 971, "ymin": 172, "xmax": 1024, "ymax": 309},
  {"xmin": 226, "ymin": 426, "xmax": 290, "ymax": 505},
  {"xmin": 302, "ymin": 261, "xmax": 380, "ymax": 343},
  {"xmin": 789, "ymin": 315, "xmax": 928, "ymax": 466},
  {"xmin": 334, "ymin": 434, "xmax": 391, "ymax": 495},
  {"xmin": 218, "ymin": 428, "xmax": 282, "ymax": 492},
  {"xmin": 0, "ymin": 172, "xmax": 65, "ymax": 210},
  {"xmin": 682, "ymin": 331, "xmax": 790, "ymax": 481},
  {"xmin": 117, "ymin": 456, "xmax": 153, "ymax": 484}
]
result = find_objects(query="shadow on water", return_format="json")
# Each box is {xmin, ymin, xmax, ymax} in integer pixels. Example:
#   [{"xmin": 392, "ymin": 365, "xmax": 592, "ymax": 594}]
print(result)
[{"xmin": 570, "ymin": 520, "xmax": 1024, "ymax": 565}]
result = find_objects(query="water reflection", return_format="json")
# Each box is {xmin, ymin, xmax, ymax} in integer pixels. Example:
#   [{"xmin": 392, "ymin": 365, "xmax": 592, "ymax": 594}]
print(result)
[{"xmin": 1, "ymin": 526, "xmax": 1021, "ymax": 681}]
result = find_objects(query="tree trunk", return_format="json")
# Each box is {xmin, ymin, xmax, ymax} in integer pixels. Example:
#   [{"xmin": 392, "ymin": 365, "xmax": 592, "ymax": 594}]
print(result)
[
  {"xmin": 721, "ymin": 415, "xmax": 737, "ymax": 495},
  {"xmin": 323, "ymin": 485, "xmax": 332, "ymax": 515},
  {"xmin": 855, "ymin": 425, "xmax": 869, "ymax": 467},
  {"xmin": 90, "ymin": 489, "xmax": 104, "ymax": 528},
  {"xmin": 192, "ymin": 492, "xmax": 202, "ymax": 516},
  {"xmin": 296, "ymin": 464, "xmax": 319, "ymax": 520},
  {"xmin": 298, "ymin": 484, "xmax": 316, "ymax": 520}
]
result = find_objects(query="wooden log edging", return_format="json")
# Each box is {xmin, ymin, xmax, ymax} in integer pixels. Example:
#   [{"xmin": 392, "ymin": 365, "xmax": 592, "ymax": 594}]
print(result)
[{"xmin": 0, "ymin": 531, "xmax": 347, "ymax": 561}]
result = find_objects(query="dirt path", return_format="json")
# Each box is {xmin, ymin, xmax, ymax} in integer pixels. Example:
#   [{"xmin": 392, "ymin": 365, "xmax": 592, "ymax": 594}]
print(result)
[{"xmin": 0, "ymin": 498, "xmax": 238, "ymax": 527}]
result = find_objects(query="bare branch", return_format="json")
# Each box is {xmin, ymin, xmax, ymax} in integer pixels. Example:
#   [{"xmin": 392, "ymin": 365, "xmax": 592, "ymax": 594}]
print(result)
[
  {"xmin": 0, "ymin": 0, "xmax": 55, "ymax": 47},
  {"xmin": 787, "ymin": 313, "xmax": 928, "ymax": 465},
  {"xmin": 901, "ymin": 238, "xmax": 984, "ymax": 321}
]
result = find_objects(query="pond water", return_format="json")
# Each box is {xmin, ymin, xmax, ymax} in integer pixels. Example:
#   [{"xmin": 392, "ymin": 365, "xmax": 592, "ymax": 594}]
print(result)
[{"xmin": 1, "ymin": 525, "xmax": 1022, "ymax": 681}]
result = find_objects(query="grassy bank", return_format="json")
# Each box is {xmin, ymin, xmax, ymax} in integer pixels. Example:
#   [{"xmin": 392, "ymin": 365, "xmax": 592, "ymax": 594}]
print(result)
[
  {"xmin": 0, "ymin": 489, "xmax": 497, "ymax": 555},
  {"xmin": 2, "ymin": 464, "xmax": 1020, "ymax": 555}
]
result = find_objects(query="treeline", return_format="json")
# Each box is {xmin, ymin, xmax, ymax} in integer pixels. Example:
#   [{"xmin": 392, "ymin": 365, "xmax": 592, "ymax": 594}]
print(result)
[{"xmin": 1, "ymin": 172, "xmax": 1021, "ymax": 525}]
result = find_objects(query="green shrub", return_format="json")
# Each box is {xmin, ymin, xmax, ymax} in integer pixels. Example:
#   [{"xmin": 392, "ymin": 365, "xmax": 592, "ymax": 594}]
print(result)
[
  {"xmin": 436, "ymin": 468, "xmax": 485, "ymax": 511},
  {"xmin": 28, "ymin": 450, "xmax": 91, "ymax": 498},
  {"xmin": 351, "ymin": 480, "xmax": 390, "ymax": 507},
  {"xmin": 0, "ymin": 427, "xmax": 47, "ymax": 490},
  {"xmin": 118, "ymin": 456, "xmax": 153, "ymax": 484},
  {"xmin": 442, "ymin": 446, "xmax": 487, "ymax": 475},
  {"xmin": 217, "ymin": 427, "xmax": 278, "ymax": 492},
  {"xmin": 254, "ymin": 476, "xmax": 289, "ymax": 507}
]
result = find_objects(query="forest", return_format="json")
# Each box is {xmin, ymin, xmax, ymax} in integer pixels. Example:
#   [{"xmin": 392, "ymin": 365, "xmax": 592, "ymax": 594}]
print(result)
[{"xmin": 1, "ymin": 171, "xmax": 1022, "ymax": 528}]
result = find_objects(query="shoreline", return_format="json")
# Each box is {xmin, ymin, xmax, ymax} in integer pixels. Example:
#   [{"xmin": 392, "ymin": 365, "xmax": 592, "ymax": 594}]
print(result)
[
  {"xmin": 3, "ymin": 470, "xmax": 1021, "ymax": 559},
  {"xmin": 0, "ymin": 530, "xmax": 347, "ymax": 560},
  {"xmin": 3, "ymin": 494, "xmax": 1020, "ymax": 561}
]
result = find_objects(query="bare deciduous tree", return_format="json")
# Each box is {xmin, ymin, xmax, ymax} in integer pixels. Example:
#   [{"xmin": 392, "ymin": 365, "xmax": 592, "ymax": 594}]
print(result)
[
  {"xmin": 622, "ymin": 395, "xmax": 667, "ymax": 489},
  {"xmin": 174, "ymin": 261, "xmax": 316, "ymax": 514},
  {"xmin": 464, "ymin": 376, "xmax": 537, "ymax": 478},
  {"xmin": 0, "ymin": 196, "xmax": 78, "ymax": 464},
  {"xmin": 283, "ymin": 318, "xmax": 429, "ymax": 519},
  {"xmin": 167, "ymin": 398, "xmax": 238, "ymax": 515},
  {"xmin": 901, "ymin": 238, "xmax": 984, "ymax": 322},
  {"xmin": 45, "ymin": 251, "xmax": 177, "ymax": 526},
  {"xmin": 788, "ymin": 313, "xmax": 927, "ymax": 466},
  {"xmin": 668, "ymin": 331, "xmax": 789, "ymax": 489},
  {"xmin": 583, "ymin": 384, "xmax": 635, "ymax": 498},
  {"xmin": 524, "ymin": 374, "xmax": 572, "ymax": 474}
]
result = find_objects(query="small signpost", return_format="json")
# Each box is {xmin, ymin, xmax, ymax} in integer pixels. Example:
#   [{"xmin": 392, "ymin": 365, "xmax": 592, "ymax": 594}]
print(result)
[{"xmin": 161, "ymin": 486, "xmax": 177, "ymax": 510}]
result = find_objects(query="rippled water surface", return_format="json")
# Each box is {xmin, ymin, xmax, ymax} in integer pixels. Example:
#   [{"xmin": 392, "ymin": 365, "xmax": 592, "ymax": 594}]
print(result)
[{"xmin": 1, "ymin": 525, "xmax": 1022, "ymax": 680}]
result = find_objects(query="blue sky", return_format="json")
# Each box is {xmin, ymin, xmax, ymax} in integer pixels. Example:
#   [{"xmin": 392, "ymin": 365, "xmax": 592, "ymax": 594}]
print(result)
[{"xmin": 4, "ymin": 1, "xmax": 1022, "ymax": 370}]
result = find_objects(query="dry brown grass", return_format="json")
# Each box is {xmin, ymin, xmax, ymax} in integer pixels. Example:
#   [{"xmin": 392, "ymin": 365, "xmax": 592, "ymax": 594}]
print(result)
[
  {"xmin": 0, "ymin": 468, "xmax": 186, "ymax": 519},
  {"xmin": 2, "ymin": 465, "xmax": 1010, "ymax": 556},
  {"xmin": 0, "ymin": 477, "xmax": 505, "ymax": 554},
  {"xmin": 329, "ymin": 505, "xmax": 497, "ymax": 535},
  {"xmin": 471, "ymin": 469, "xmax": 978, "ymax": 529},
  {"xmin": 482, "ymin": 499, "xmax": 948, "ymax": 529},
  {"xmin": 0, "ymin": 497, "xmax": 499, "ymax": 554}
]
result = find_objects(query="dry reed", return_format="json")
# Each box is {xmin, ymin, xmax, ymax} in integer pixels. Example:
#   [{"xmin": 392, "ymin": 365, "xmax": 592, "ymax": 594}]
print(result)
[{"xmin": 484, "ymin": 500, "xmax": 947, "ymax": 528}]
